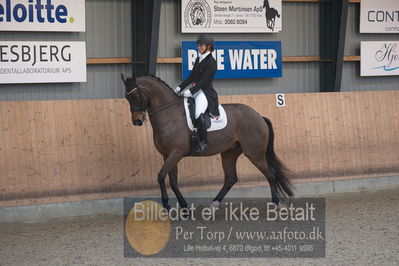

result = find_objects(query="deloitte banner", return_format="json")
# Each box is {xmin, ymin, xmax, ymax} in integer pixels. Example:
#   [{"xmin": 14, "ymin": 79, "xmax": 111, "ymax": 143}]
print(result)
[
  {"xmin": 361, "ymin": 41, "xmax": 399, "ymax": 76},
  {"xmin": 360, "ymin": 0, "xmax": 399, "ymax": 33},
  {"xmin": 182, "ymin": 41, "xmax": 282, "ymax": 79},
  {"xmin": 181, "ymin": 0, "xmax": 282, "ymax": 33},
  {"xmin": 0, "ymin": 0, "xmax": 85, "ymax": 32},
  {"xmin": 0, "ymin": 41, "xmax": 86, "ymax": 83}
]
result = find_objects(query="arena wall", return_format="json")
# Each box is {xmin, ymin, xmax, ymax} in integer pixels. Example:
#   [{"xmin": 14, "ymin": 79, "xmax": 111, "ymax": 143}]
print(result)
[{"xmin": 1, "ymin": 90, "xmax": 398, "ymax": 207}]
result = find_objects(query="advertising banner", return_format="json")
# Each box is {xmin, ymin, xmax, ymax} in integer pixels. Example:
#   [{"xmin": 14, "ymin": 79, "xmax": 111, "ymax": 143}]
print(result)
[
  {"xmin": 361, "ymin": 41, "xmax": 399, "ymax": 77},
  {"xmin": 360, "ymin": 0, "xmax": 399, "ymax": 33},
  {"xmin": 0, "ymin": 41, "xmax": 87, "ymax": 83},
  {"xmin": 0, "ymin": 0, "xmax": 85, "ymax": 32},
  {"xmin": 181, "ymin": 0, "xmax": 282, "ymax": 33},
  {"xmin": 182, "ymin": 41, "xmax": 282, "ymax": 79}
]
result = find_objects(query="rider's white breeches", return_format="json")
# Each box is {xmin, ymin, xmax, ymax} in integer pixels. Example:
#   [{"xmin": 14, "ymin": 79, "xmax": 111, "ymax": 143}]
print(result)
[{"xmin": 193, "ymin": 89, "xmax": 208, "ymax": 119}]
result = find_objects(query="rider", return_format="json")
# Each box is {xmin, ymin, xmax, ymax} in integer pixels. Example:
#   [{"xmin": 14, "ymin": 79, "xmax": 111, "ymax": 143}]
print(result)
[{"xmin": 174, "ymin": 34, "xmax": 220, "ymax": 153}]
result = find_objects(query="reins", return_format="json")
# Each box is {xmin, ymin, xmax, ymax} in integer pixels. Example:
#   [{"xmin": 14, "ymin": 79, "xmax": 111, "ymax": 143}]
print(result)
[
  {"xmin": 126, "ymin": 85, "xmax": 181, "ymax": 117},
  {"xmin": 148, "ymin": 99, "xmax": 181, "ymax": 117}
]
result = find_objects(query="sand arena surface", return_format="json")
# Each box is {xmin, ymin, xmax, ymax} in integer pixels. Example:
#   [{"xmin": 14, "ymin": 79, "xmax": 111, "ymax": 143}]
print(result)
[{"xmin": 0, "ymin": 188, "xmax": 398, "ymax": 266}]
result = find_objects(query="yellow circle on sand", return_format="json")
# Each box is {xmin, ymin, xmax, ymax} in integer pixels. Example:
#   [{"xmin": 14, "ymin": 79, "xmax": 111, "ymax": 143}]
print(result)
[
  {"xmin": 125, "ymin": 200, "xmax": 171, "ymax": 255},
  {"xmin": 69, "ymin": 17, "xmax": 74, "ymax": 23}
]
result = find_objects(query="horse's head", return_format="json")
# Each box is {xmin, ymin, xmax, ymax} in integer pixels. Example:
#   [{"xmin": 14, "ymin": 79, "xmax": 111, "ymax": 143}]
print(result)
[{"xmin": 120, "ymin": 74, "xmax": 147, "ymax": 126}]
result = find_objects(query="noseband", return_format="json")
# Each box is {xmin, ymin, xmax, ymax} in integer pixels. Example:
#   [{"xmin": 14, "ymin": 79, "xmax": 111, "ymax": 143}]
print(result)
[{"xmin": 126, "ymin": 85, "xmax": 180, "ymax": 117}]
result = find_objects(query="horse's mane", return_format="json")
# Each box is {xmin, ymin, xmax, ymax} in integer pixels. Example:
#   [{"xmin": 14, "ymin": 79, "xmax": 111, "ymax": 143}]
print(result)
[{"xmin": 145, "ymin": 75, "xmax": 176, "ymax": 94}]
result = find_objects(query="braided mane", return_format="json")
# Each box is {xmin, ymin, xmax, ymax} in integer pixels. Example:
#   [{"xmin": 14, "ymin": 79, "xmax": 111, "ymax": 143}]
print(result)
[{"xmin": 146, "ymin": 75, "xmax": 175, "ymax": 94}]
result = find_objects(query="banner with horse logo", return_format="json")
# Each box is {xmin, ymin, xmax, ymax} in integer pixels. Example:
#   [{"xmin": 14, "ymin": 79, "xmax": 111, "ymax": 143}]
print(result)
[
  {"xmin": 361, "ymin": 41, "xmax": 399, "ymax": 76},
  {"xmin": 182, "ymin": 41, "xmax": 282, "ymax": 79},
  {"xmin": 181, "ymin": 0, "xmax": 282, "ymax": 33}
]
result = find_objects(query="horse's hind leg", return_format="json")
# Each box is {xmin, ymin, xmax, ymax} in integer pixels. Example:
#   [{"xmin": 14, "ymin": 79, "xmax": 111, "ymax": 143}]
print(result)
[
  {"xmin": 167, "ymin": 163, "xmax": 188, "ymax": 208},
  {"xmin": 212, "ymin": 146, "xmax": 242, "ymax": 207},
  {"xmin": 245, "ymin": 152, "xmax": 281, "ymax": 206}
]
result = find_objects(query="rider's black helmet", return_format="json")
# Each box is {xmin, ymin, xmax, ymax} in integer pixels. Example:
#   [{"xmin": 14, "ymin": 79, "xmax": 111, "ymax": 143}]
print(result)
[{"xmin": 196, "ymin": 34, "xmax": 214, "ymax": 46}]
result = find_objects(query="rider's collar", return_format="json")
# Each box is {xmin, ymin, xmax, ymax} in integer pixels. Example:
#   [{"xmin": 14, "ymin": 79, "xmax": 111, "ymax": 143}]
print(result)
[{"xmin": 199, "ymin": 51, "xmax": 211, "ymax": 63}]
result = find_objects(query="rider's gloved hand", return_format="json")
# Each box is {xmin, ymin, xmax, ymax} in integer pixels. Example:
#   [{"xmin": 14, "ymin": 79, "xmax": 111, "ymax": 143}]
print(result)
[
  {"xmin": 182, "ymin": 89, "xmax": 193, "ymax": 97},
  {"xmin": 174, "ymin": 86, "xmax": 181, "ymax": 94}
]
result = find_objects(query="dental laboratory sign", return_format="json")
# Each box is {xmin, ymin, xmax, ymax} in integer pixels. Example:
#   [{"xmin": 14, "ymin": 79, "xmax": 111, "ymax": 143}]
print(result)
[
  {"xmin": 0, "ymin": 41, "xmax": 86, "ymax": 83},
  {"xmin": 182, "ymin": 41, "xmax": 282, "ymax": 79},
  {"xmin": 0, "ymin": 0, "xmax": 85, "ymax": 32},
  {"xmin": 182, "ymin": 0, "xmax": 282, "ymax": 33}
]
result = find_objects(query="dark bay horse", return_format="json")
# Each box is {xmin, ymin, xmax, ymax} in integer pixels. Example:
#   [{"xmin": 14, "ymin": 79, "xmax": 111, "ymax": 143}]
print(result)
[{"xmin": 121, "ymin": 74, "xmax": 293, "ymax": 210}]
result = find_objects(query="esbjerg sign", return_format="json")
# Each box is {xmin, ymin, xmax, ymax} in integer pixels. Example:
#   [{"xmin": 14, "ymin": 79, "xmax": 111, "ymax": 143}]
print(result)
[
  {"xmin": 0, "ymin": 41, "xmax": 87, "ymax": 83},
  {"xmin": 361, "ymin": 41, "xmax": 399, "ymax": 77},
  {"xmin": 360, "ymin": 0, "xmax": 399, "ymax": 33},
  {"xmin": 181, "ymin": 0, "xmax": 282, "ymax": 33},
  {"xmin": 0, "ymin": 0, "xmax": 85, "ymax": 32}
]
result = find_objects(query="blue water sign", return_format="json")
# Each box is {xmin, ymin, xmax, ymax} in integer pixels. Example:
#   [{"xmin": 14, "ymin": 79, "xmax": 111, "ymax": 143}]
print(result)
[{"xmin": 182, "ymin": 41, "xmax": 282, "ymax": 79}]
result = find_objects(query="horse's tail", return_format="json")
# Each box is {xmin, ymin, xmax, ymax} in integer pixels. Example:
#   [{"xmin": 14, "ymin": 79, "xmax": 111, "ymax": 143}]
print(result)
[
  {"xmin": 263, "ymin": 117, "xmax": 294, "ymax": 198},
  {"xmin": 276, "ymin": 11, "xmax": 280, "ymax": 18}
]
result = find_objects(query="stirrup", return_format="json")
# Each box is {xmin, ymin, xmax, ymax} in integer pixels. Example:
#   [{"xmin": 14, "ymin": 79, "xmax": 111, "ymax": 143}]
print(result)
[{"xmin": 196, "ymin": 141, "xmax": 207, "ymax": 153}]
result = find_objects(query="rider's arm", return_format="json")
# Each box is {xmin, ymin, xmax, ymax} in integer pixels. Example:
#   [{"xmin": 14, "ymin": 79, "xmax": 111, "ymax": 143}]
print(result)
[
  {"xmin": 189, "ymin": 61, "xmax": 217, "ymax": 95},
  {"xmin": 179, "ymin": 58, "xmax": 199, "ymax": 89}
]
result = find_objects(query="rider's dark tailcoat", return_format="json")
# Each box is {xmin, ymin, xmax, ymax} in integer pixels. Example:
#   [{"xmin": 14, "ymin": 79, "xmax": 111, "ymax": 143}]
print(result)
[{"xmin": 179, "ymin": 53, "xmax": 220, "ymax": 117}]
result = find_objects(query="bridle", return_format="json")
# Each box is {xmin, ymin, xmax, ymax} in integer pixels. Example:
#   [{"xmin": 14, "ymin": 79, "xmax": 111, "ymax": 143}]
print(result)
[
  {"xmin": 126, "ymin": 86, "xmax": 147, "ymax": 112},
  {"xmin": 125, "ymin": 85, "xmax": 180, "ymax": 117}
]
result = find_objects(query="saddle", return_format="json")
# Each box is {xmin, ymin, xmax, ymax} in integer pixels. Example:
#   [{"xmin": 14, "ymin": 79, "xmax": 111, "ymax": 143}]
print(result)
[
  {"xmin": 184, "ymin": 97, "xmax": 228, "ymax": 155},
  {"xmin": 184, "ymin": 97, "xmax": 227, "ymax": 132},
  {"xmin": 187, "ymin": 97, "xmax": 211, "ymax": 129}
]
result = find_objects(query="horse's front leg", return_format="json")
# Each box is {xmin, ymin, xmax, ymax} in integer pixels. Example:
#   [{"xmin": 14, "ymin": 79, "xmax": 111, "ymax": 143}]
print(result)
[
  {"xmin": 158, "ymin": 150, "xmax": 183, "ymax": 210},
  {"xmin": 165, "ymin": 158, "xmax": 188, "ymax": 209}
]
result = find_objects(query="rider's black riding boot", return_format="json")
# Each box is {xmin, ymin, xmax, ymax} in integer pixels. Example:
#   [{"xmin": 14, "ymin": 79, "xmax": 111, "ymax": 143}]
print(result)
[{"xmin": 195, "ymin": 113, "xmax": 208, "ymax": 153}]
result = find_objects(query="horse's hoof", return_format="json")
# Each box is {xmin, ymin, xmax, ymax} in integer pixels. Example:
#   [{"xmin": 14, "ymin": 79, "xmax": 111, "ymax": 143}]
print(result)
[
  {"xmin": 210, "ymin": 201, "xmax": 220, "ymax": 209},
  {"xmin": 276, "ymin": 202, "xmax": 287, "ymax": 210}
]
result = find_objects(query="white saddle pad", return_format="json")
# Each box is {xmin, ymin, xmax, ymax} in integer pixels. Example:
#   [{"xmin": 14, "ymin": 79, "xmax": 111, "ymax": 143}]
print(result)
[{"xmin": 183, "ymin": 97, "xmax": 227, "ymax": 132}]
